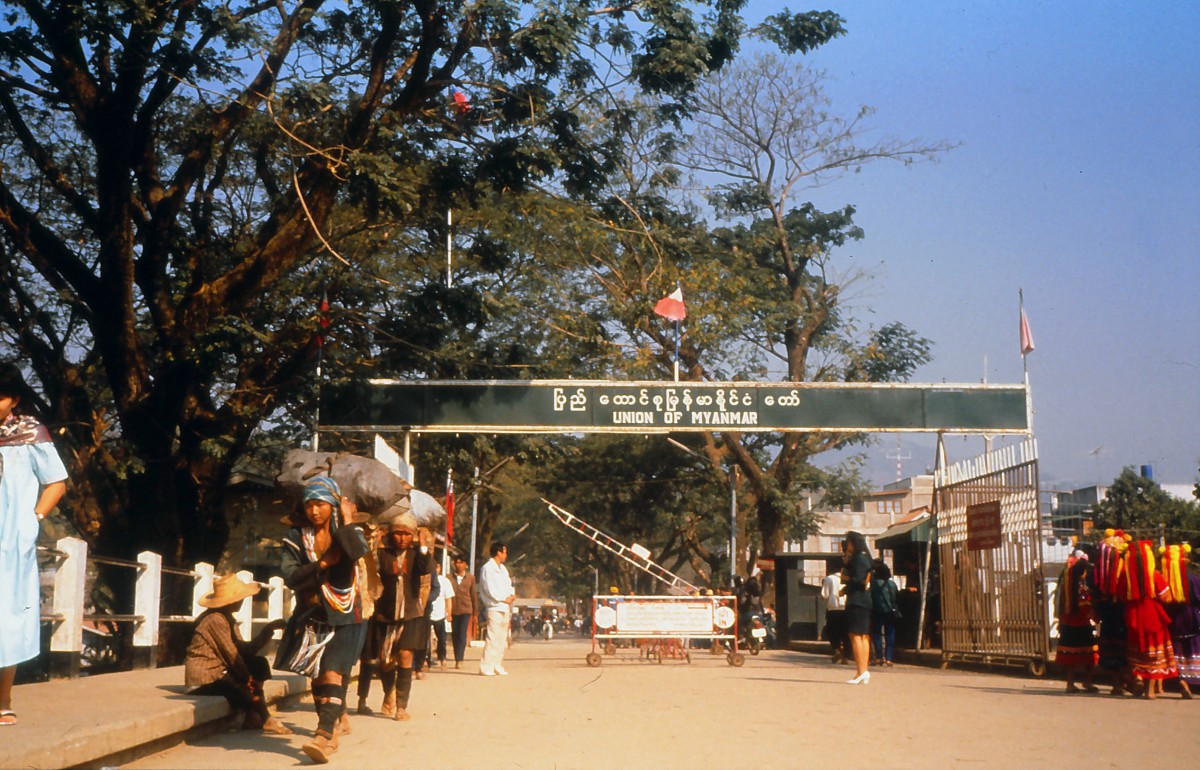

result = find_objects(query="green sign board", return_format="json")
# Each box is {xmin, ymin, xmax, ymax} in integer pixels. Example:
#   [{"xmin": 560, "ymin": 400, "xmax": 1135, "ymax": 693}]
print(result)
[{"xmin": 320, "ymin": 380, "xmax": 1029, "ymax": 434}]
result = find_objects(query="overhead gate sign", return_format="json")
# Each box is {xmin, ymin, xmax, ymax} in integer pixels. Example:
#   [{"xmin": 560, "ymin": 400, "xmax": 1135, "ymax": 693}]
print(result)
[{"xmin": 320, "ymin": 380, "xmax": 1030, "ymax": 434}]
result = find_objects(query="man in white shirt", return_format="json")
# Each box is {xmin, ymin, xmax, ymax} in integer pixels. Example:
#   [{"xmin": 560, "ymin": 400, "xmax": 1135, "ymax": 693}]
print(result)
[
  {"xmin": 478, "ymin": 542, "xmax": 516, "ymax": 676},
  {"xmin": 428, "ymin": 561, "xmax": 455, "ymax": 669},
  {"xmin": 821, "ymin": 551, "xmax": 848, "ymax": 664}
]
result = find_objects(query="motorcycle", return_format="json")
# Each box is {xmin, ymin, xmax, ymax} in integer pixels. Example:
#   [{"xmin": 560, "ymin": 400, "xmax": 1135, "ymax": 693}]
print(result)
[{"xmin": 742, "ymin": 611, "xmax": 768, "ymax": 655}]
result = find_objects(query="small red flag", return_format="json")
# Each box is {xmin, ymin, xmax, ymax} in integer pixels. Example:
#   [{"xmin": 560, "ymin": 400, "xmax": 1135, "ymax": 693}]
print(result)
[
  {"xmin": 452, "ymin": 90, "xmax": 470, "ymax": 115},
  {"xmin": 653, "ymin": 287, "xmax": 686, "ymax": 321},
  {"xmin": 317, "ymin": 290, "xmax": 331, "ymax": 348},
  {"xmin": 1019, "ymin": 306, "xmax": 1035, "ymax": 355},
  {"xmin": 444, "ymin": 469, "xmax": 455, "ymax": 544}
]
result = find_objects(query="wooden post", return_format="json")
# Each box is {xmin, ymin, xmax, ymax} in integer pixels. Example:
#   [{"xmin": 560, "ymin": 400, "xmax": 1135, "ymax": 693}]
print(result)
[
  {"xmin": 192, "ymin": 562, "xmax": 215, "ymax": 617},
  {"xmin": 133, "ymin": 551, "xmax": 162, "ymax": 669},
  {"xmin": 267, "ymin": 576, "xmax": 287, "ymax": 639},
  {"xmin": 49, "ymin": 536, "xmax": 87, "ymax": 679},
  {"xmin": 233, "ymin": 569, "xmax": 255, "ymax": 640}
]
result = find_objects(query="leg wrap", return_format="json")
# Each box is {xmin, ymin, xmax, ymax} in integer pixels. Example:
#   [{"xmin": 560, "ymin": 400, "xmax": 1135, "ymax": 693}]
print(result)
[
  {"xmin": 356, "ymin": 661, "xmax": 374, "ymax": 700},
  {"xmin": 379, "ymin": 667, "xmax": 397, "ymax": 696},
  {"xmin": 315, "ymin": 683, "xmax": 346, "ymax": 736},
  {"xmin": 395, "ymin": 668, "xmax": 414, "ymax": 710}
]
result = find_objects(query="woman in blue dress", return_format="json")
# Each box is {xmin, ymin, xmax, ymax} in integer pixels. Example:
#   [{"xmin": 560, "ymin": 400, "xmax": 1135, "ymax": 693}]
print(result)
[{"xmin": 0, "ymin": 364, "xmax": 68, "ymax": 727}]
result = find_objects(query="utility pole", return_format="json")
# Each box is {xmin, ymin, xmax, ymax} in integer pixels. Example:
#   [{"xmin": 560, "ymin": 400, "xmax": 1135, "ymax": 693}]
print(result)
[
  {"xmin": 729, "ymin": 466, "xmax": 738, "ymax": 587},
  {"xmin": 469, "ymin": 466, "xmax": 480, "ymax": 574}
]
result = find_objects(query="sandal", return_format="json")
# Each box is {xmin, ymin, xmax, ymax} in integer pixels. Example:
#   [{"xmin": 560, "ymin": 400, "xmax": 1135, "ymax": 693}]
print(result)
[
  {"xmin": 0, "ymin": 710, "xmax": 16, "ymax": 727},
  {"xmin": 261, "ymin": 717, "xmax": 294, "ymax": 736}
]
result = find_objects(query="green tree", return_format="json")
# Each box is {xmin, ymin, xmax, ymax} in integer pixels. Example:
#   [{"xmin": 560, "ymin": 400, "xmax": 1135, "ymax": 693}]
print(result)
[
  {"xmin": 0, "ymin": 0, "xmax": 792, "ymax": 565},
  {"xmin": 504, "ymin": 55, "xmax": 939, "ymax": 587},
  {"xmin": 1092, "ymin": 467, "xmax": 1200, "ymax": 544}
]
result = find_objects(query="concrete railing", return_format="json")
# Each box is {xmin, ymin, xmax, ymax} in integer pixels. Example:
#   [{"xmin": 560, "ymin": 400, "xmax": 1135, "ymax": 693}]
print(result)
[{"xmin": 39, "ymin": 536, "xmax": 292, "ymax": 678}]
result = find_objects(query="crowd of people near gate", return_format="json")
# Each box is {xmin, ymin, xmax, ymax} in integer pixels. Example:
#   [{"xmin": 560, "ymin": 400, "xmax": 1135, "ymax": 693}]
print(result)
[
  {"xmin": 1054, "ymin": 530, "xmax": 1199, "ymax": 699},
  {"xmin": 185, "ymin": 475, "xmax": 516, "ymax": 764}
]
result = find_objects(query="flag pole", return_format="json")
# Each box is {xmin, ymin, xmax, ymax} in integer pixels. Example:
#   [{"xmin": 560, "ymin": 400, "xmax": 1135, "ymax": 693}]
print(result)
[
  {"xmin": 443, "ymin": 468, "xmax": 454, "ymax": 573},
  {"xmin": 673, "ymin": 319, "xmax": 680, "ymax": 382},
  {"xmin": 446, "ymin": 208, "xmax": 453, "ymax": 288},
  {"xmin": 1019, "ymin": 288, "xmax": 1034, "ymax": 434},
  {"xmin": 313, "ymin": 289, "xmax": 328, "ymax": 452},
  {"xmin": 313, "ymin": 347, "xmax": 322, "ymax": 452}
]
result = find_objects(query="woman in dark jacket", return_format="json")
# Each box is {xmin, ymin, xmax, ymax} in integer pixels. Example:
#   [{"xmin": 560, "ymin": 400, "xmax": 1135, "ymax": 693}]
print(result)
[
  {"xmin": 841, "ymin": 531, "xmax": 873, "ymax": 684},
  {"xmin": 281, "ymin": 476, "xmax": 370, "ymax": 764},
  {"xmin": 870, "ymin": 559, "xmax": 899, "ymax": 667}
]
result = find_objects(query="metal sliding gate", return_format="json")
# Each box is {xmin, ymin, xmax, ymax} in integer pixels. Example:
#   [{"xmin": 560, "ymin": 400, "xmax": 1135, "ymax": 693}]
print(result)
[{"xmin": 935, "ymin": 439, "xmax": 1049, "ymax": 675}]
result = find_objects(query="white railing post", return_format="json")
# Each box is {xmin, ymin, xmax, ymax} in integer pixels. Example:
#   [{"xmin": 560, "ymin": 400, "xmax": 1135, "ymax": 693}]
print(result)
[
  {"xmin": 133, "ymin": 550, "xmax": 162, "ymax": 669},
  {"xmin": 49, "ymin": 536, "xmax": 87, "ymax": 679},
  {"xmin": 192, "ymin": 562, "xmax": 215, "ymax": 618},
  {"xmin": 233, "ymin": 569, "xmax": 255, "ymax": 640},
  {"xmin": 267, "ymin": 576, "xmax": 286, "ymax": 639}
]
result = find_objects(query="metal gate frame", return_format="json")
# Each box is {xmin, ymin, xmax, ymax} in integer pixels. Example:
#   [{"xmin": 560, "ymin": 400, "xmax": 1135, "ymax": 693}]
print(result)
[{"xmin": 934, "ymin": 439, "xmax": 1049, "ymax": 675}]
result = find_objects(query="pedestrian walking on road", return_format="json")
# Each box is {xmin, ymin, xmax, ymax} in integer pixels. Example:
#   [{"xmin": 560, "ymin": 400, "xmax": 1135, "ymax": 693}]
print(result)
[
  {"xmin": 821, "ymin": 556, "xmax": 847, "ymax": 664},
  {"xmin": 412, "ymin": 534, "xmax": 442, "ymax": 679},
  {"xmin": 450, "ymin": 555, "xmax": 477, "ymax": 668},
  {"xmin": 870, "ymin": 559, "xmax": 900, "ymax": 667},
  {"xmin": 1160, "ymin": 543, "xmax": 1196, "ymax": 699},
  {"xmin": 0, "ymin": 364, "xmax": 67, "ymax": 728},
  {"xmin": 841, "ymin": 531, "xmax": 873, "ymax": 685},
  {"xmin": 428, "ymin": 561, "xmax": 454, "ymax": 669},
  {"xmin": 1053, "ymin": 549, "xmax": 1099, "ymax": 693},
  {"xmin": 185, "ymin": 574, "xmax": 291, "ymax": 734},
  {"xmin": 357, "ymin": 514, "xmax": 431, "ymax": 722},
  {"xmin": 281, "ymin": 476, "xmax": 371, "ymax": 763},
  {"xmin": 479, "ymin": 542, "xmax": 516, "ymax": 676}
]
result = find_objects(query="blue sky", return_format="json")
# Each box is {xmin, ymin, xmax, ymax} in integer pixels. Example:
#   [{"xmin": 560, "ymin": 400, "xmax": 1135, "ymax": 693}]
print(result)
[{"xmin": 735, "ymin": 1, "xmax": 1200, "ymax": 489}]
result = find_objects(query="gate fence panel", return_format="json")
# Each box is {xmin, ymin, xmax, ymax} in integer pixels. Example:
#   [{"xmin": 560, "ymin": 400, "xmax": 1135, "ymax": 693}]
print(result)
[{"xmin": 935, "ymin": 440, "xmax": 1048, "ymax": 672}]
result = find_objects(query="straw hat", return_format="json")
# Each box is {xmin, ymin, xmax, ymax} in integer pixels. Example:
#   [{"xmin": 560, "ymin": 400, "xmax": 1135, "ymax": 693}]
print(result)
[{"xmin": 198, "ymin": 573, "xmax": 262, "ymax": 609}]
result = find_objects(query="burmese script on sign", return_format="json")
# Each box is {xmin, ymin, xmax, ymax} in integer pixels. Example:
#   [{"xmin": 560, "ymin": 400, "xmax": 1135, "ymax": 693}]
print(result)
[
  {"xmin": 554, "ymin": 385, "xmax": 771, "ymax": 427},
  {"xmin": 614, "ymin": 601, "xmax": 716, "ymax": 634},
  {"xmin": 323, "ymin": 380, "xmax": 1032, "ymax": 434}
]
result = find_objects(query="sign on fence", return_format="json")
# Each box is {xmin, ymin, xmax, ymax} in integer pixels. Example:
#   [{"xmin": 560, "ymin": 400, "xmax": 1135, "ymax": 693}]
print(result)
[
  {"xmin": 966, "ymin": 501, "xmax": 1003, "ymax": 550},
  {"xmin": 614, "ymin": 600, "xmax": 718, "ymax": 634}
]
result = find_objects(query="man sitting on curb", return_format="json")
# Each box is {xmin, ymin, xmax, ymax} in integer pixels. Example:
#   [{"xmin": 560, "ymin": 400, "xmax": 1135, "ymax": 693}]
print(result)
[{"xmin": 185, "ymin": 573, "xmax": 291, "ymax": 735}]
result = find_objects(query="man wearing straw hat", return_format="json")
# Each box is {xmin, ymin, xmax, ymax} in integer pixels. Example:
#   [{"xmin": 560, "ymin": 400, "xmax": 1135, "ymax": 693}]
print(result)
[{"xmin": 185, "ymin": 573, "xmax": 290, "ymax": 734}]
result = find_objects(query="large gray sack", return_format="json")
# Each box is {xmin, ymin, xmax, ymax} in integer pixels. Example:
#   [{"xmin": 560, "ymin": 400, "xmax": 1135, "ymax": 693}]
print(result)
[
  {"xmin": 277, "ymin": 449, "xmax": 411, "ymax": 516},
  {"xmin": 375, "ymin": 489, "xmax": 445, "ymax": 532}
]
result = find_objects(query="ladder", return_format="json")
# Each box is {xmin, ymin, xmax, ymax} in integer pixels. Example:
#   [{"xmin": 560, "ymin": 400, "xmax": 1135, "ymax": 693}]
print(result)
[{"xmin": 541, "ymin": 499, "xmax": 700, "ymax": 596}]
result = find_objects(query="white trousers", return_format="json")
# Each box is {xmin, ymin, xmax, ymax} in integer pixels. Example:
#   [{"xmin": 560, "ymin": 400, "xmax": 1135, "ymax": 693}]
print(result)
[{"xmin": 481, "ymin": 605, "xmax": 511, "ymax": 673}]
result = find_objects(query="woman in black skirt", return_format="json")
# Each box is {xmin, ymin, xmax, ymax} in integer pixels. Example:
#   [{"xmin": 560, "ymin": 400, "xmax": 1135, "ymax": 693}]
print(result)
[{"xmin": 841, "ymin": 531, "xmax": 874, "ymax": 685}]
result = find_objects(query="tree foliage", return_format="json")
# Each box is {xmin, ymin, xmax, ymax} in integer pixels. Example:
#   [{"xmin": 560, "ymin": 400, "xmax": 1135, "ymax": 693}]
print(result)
[
  {"xmin": 1092, "ymin": 467, "xmax": 1200, "ymax": 544},
  {"xmin": 0, "ymin": 0, "xmax": 763, "ymax": 565},
  {"xmin": 0, "ymin": 1, "xmax": 942, "ymax": 605}
]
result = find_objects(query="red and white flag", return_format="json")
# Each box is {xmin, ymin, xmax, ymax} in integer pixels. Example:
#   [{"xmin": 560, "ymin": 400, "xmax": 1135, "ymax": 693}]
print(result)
[
  {"xmin": 444, "ymin": 469, "xmax": 455, "ymax": 543},
  {"xmin": 317, "ymin": 290, "xmax": 331, "ymax": 348},
  {"xmin": 653, "ymin": 287, "xmax": 686, "ymax": 321},
  {"xmin": 1019, "ymin": 305, "xmax": 1035, "ymax": 355}
]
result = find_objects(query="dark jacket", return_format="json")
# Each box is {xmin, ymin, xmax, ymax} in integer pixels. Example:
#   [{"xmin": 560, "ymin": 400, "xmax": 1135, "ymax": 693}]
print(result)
[
  {"xmin": 451, "ymin": 571, "xmax": 477, "ymax": 617},
  {"xmin": 281, "ymin": 523, "xmax": 371, "ymax": 626},
  {"xmin": 842, "ymin": 552, "xmax": 873, "ymax": 611}
]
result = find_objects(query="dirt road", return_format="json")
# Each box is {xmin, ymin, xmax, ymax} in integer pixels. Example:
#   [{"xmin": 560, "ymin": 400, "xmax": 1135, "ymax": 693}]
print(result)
[{"xmin": 124, "ymin": 637, "xmax": 1200, "ymax": 769}]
